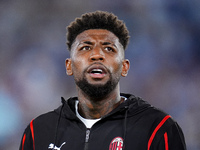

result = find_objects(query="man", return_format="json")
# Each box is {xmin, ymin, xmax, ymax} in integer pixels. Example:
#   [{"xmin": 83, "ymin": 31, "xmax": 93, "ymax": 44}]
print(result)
[{"xmin": 20, "ymin": 11, "xmax": 186, "ymax": 150}]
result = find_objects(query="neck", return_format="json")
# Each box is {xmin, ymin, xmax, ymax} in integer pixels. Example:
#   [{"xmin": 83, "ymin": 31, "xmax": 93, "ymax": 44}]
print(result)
[{"xmin": 77, "ymin": 85, "xmax": 122, "ymax": 119}]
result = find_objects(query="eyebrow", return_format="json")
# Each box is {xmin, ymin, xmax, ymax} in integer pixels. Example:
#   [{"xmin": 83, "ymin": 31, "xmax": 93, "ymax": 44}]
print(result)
[
  {"xmin": 83, "ymin": 41, "xmax": 93, "ymax": 45},
  {"xmin": 79, "ymin": 41, "xmax": 117, "ymax": 48},
  {"xmin": 102, "ymin": 42, "xmax": 111, "ymax": 45},
  {"xmin": 102, "ymin": 42, "xmax": 117, "ymax": 48},
  {"xmin": 77, "ymin": 41, "xmax": 93, "ymax": 47}
]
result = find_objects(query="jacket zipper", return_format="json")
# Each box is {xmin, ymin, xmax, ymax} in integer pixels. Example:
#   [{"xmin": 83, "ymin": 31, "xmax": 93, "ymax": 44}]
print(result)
[{"xmin": 84, "ymin": 129, "xmax": 90, "ymax": 150}]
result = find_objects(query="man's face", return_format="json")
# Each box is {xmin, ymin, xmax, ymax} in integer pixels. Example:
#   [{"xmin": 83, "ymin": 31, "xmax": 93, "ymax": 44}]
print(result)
[{"xmin": 66, "ymin": 29, "xmax": 129, "ymax": 98}]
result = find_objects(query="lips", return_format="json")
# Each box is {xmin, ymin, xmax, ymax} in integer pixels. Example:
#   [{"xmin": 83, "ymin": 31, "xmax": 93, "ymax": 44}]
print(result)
[{"xmin": 87, "ymin": 64, "xmax": 108, "ymax": 79}]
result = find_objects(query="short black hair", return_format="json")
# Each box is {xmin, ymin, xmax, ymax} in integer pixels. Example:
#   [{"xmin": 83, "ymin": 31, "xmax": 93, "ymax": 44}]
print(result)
[{"xmin": 66, "ymin": 11, "xmax": 130, "ymax": 50}]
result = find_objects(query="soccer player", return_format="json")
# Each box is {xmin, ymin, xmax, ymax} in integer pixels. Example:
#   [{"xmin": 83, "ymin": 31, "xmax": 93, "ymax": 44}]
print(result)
[{"xmin": 20, "ymin": 11, "xmax": 186, "ymax": 150}]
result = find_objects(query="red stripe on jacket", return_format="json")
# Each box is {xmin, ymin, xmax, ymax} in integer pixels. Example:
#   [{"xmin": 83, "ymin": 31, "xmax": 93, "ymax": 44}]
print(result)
[
  {"xmin": 30, "ymin": 120, "xmax": 35, "ymax": 150},
  {"xmin": 164, "ymin": 132, "xmax": 169, "ymax": 150},
  {"xmin": 148, "ymin": 115, "xmax": 171, "ymax": 150},
  {"xmin": 22, "ymin": 134, "xmax": 26, "ymax": 150}
]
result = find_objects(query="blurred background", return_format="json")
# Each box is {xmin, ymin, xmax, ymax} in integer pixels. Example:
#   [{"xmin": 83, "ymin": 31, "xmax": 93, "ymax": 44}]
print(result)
[{"xmin": 0, "ymin": 0, "xmax": 199, "ymax": 149}]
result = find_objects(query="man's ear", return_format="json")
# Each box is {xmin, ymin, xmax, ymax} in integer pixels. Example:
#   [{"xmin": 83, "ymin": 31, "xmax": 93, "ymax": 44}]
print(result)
[
  {"xmin": 121, "ymin": 59, "xmax": 130, "ymax": 77},
  {"xmin": 65, "ymin": 58, "xmax": 73, "ymax": 76}
]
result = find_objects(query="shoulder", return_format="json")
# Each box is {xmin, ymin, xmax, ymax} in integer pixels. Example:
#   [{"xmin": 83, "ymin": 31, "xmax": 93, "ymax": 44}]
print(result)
[
  {"xmin": 30, "ymin": 109, "xmax": 59, "ymax": 129},
  {"xmin": 35, "ymin": 110, "xmax": 58, "ymax": 121},
  {"xmin": 123, "ymin": 93, "xmax": 177, "ymax": 128},
  {"xmin": 138, "ymin": 103, "xmax": 176, "ymax": 129}
]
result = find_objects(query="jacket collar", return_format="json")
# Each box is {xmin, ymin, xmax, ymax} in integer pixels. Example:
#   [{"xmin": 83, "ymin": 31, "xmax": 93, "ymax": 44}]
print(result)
[{"xmin": 55, "ymin": 93, "xmax": 152, "ymax": 120}]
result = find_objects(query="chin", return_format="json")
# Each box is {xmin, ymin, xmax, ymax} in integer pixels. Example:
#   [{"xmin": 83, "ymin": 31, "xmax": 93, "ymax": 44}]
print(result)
[{"xmin": 76, "ymin": 78, "xmax": 117, "ymax": 98}]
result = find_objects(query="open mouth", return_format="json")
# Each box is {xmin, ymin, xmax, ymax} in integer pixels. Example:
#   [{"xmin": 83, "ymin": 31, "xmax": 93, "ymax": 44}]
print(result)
[
  {"xmin": 91, "ymin": 69, "xmax": 104, "ymax": 74},
  {"xmin": 87, "ymin": 64, "xmax": 107, "ymax": 78}
]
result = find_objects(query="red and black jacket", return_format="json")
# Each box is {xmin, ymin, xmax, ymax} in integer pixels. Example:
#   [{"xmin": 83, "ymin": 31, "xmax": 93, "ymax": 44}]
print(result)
[{"xmin": 20, "ymin": 93, "xmax": 186, "ymax": 150}]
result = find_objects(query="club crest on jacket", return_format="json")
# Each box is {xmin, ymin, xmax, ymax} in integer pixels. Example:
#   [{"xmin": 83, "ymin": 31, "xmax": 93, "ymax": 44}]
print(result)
[{"xmin": 109, "ymin": 137, "xmax": 123, "ymax": 150}]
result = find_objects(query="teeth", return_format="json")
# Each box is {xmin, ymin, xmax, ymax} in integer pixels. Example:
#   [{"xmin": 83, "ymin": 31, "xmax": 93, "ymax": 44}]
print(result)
[{"xmin": 91, "ymin": 69, "xmax": 103, "ymax": 74}]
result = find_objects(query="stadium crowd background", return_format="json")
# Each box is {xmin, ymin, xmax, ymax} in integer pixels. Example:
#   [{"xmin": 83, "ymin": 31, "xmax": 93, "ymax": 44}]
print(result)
[{"xmin": 0, "ymin": 0, "xmax": 200, "ymax": 149}]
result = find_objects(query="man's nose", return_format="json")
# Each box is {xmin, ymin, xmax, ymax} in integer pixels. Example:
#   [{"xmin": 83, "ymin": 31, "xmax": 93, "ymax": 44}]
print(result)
[{"xmin": 89, "ymin": 47, "xmax": 105, "ymax": 61}]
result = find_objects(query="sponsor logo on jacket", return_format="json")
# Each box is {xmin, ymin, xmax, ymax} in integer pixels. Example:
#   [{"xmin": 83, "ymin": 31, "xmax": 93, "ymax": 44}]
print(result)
[{"xmin": 48, "ymin": 142, "xmax": 66, "ymax": 150}]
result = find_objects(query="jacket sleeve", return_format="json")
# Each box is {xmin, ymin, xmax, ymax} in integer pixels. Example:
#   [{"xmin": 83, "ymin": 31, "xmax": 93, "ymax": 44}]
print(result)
[
  {"xmin": 19, "ymin": 121, "xmax": 34, "ymax": 150},
  {"xmin": 157, "ymin": 122, "xmax": 186, "ymax": 150}
]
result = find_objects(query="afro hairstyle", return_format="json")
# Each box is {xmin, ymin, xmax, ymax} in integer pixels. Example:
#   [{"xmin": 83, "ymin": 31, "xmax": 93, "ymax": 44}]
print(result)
[{"xmin": 66, "ymin": 11, "xmax": 130, "ymax": 50}]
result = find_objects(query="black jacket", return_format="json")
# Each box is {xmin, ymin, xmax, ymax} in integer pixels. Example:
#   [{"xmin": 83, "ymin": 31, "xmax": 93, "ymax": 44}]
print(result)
[{"xmin": 20, "ymin": 93, "xmax": 186, "ymax": 150}]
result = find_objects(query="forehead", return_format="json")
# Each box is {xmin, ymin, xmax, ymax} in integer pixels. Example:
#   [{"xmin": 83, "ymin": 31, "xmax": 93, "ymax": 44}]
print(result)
[{"xmin": 74, "ymin": 29, "xmax": 120, "ymax": 44}]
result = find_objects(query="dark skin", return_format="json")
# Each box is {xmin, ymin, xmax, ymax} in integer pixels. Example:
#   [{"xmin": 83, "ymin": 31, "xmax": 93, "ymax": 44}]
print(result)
[{"xmin": 66, "ymin": 29, "xmax": 130, "ymax": 119}]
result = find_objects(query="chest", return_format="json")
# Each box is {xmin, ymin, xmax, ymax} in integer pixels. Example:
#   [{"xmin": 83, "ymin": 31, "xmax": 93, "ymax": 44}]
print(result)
[{"xmin": 34, "ymin": 118, "xmax": 152, "ymax": 150}]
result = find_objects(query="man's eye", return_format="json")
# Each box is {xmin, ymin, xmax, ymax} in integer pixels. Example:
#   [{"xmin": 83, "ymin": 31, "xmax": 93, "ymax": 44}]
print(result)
[
  {"xmin": 105, "ymin": 47, "xmax": 114, "ymax": 52},
  {"xmin": 81, "ymin": 46, "xmax": 91, "ymax": 51}
]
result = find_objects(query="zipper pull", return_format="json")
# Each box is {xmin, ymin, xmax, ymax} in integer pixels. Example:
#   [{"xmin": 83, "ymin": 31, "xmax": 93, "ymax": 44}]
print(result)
[{"xmin": 85, "ymin": 129, "xmax": 90, "ymax": 143}]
